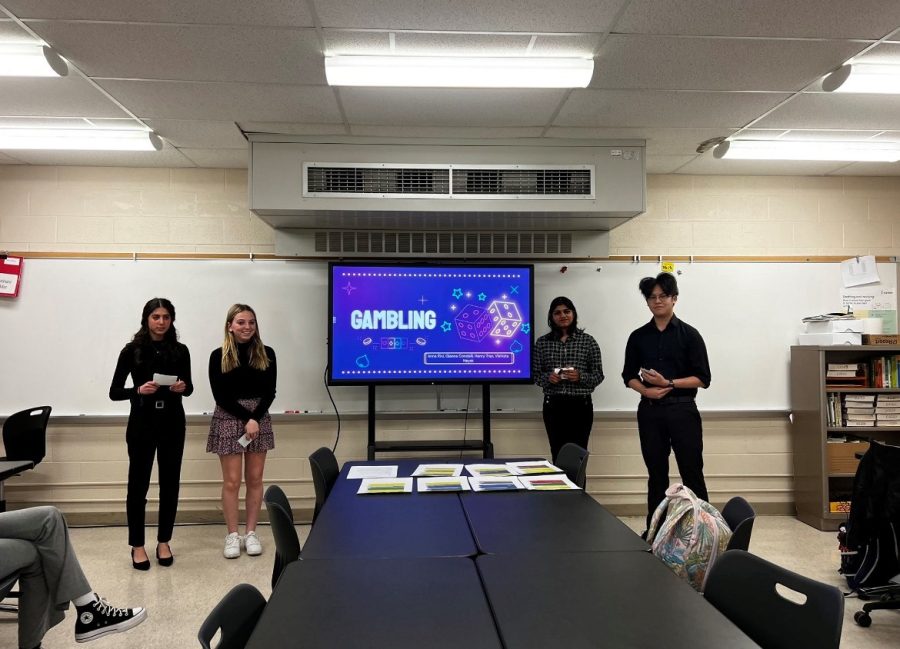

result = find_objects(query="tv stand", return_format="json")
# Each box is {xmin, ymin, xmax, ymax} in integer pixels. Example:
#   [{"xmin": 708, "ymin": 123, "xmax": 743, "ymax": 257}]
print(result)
[{"xmin": 366, "ymin": 384, "xmax": 494, "ymax": 460}]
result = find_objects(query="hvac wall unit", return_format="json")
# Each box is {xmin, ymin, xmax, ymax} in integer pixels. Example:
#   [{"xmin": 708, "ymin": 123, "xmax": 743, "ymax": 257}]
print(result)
[{"xmin": 247, "ymin": 137, "xmax": 645, "ymax": 257}]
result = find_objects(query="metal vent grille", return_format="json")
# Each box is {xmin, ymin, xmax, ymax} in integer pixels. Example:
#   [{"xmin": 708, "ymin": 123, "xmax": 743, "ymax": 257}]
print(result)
[
  {"xmin": 306, "ymin": 166, "xmax": 450, "ymax": 195},
  {"xmin": 453, "ymin": 168, "xmax": 592, "ymax": 196},
  {"xmin": 304, "ymin": 164, "xmax": 593, "ymax": 198},
  {"xmin": 313, "ymin": 231, "xmax": 573, "ymax": 255}
]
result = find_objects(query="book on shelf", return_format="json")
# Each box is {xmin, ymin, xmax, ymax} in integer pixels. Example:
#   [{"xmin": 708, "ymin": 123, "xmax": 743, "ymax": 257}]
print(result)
[
  {"xmin": 828, "ymin": 363, "xmax": 864, "ymax": 371},
  {"xmin": 827, "ymin": 370, "xmax": 862, "ymax": 378},
  {"xmin": 845, "ymin": 421, "xmax": 875, "ymax": 427},
  {"xmin": 844, "ymin": 394, "xmax": 876, "ymax": 403},
  {"xmin": 875, "ymin": 407, "xmax": 900, "ymax": 414},
  {"xmin": 844, "ymin": 414, "xmax": 875, "ymax": 422},
  {"xmin": 845, "ymin": 407, "xmax": 875, "ymax": 415}
]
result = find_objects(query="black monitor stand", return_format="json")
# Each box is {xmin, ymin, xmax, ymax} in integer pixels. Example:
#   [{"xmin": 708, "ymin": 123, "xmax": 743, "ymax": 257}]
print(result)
[{"xmin": 366, "ymin": 384, "xmax": 493, "ymax": 460}]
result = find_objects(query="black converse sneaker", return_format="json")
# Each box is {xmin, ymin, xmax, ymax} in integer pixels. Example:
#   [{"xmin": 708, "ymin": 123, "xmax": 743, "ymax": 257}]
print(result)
[{"xmin": 74, "ymin": 594, "xmax": 147, "ymax": 643}]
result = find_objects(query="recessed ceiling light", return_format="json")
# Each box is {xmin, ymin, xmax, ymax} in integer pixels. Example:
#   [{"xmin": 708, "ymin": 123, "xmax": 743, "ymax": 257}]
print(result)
[
  {"xmin": 0, "ymin": 43, "xmax": 68, "ymax": 77},
  {"xmin": 0, "ymin": 128, "xmax": 163, "ymax": 151},
  {"xmin": 823, "ymin": 63, "xmax": 900, "ymax": 94},
  {"xmin": 324, "ymin": 55, "xmax": 594, "ymax": 88},
  {"xmin": 713, "ymin": 139, "xmax": 900, "ymax": 162}
]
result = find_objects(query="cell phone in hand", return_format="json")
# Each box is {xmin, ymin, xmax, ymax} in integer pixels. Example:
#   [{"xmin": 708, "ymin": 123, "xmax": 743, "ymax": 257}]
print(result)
[{"xmin": 237, "ymin": 433, "xmax": 251, "ymax": 448}]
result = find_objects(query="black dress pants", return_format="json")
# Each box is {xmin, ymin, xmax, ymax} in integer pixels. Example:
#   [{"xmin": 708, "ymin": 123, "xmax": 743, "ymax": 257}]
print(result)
[
  {"xmin": 126, "ymin": 407, "xmax": 186, "ymax": 547},
  {"xmin": 637, "ymin": 399, "xmax": 708, "ymax": 529},
  {"xmin": 542, "ymin": 394, "xmax": 593, "ymax": 463}
]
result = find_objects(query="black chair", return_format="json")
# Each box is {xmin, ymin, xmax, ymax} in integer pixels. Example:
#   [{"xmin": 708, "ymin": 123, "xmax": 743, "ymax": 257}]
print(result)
[
  {"xmin": 263, "ymin": 484, "xmax": 301, "ymax": 589},
  {"xmin": 1, "ymin": 406, "xmax": 52, "ymax": 512},
  {"xmin": 721, "ymin": 495, "xmax": 756, "ymax": 552},
  {"xmin": 0, "ymin": 570, "xmax": 21, "ymax": 613},
  {"xmin": 556, "ymin": 442, "xmax": 589, "ymax": 489},
  {"xmin": 704, "ymin": 550, "xmax": 844, "ymax": 649},
  {"xmin": 309, "ymin": 447, "xmax": 339, "ymax": 523},
  {"xmin": 198, "ymin": 583, "xmax": 266, "ymax": 649}
]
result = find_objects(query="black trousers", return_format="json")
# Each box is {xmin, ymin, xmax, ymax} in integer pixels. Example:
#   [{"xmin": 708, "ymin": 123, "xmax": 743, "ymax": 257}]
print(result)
[
  {"xmin": 126, "ymin": 407, "xmax": 186, "ymax": 547},
  {"xmin": 542, "ymin": 395, "xmax": 593, "ymax": 463},
  {"xmin": 637, "ymin": 399, "xmax": 708, "ymax": 529}
]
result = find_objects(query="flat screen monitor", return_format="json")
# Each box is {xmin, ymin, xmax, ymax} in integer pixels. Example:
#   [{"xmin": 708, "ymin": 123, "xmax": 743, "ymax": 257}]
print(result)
[{"xmin": 329, "ymin": 263, "xmax": 534, "ymax": 385}]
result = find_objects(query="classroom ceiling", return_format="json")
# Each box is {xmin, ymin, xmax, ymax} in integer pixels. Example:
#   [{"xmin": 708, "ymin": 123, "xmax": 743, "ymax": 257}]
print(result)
[{"xmin": 1, "ymin": 0, "xmax": 900, "ymax": 175}]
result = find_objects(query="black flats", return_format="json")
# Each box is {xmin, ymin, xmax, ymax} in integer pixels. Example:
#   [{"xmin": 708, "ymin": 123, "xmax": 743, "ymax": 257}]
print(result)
[
  {"xmin": 131, "ymin": 547, "xmax": 150, "ymax": 571},
  {"xmin": 156, "ymin": 543, "xmax": 174, "ymax": 567}
]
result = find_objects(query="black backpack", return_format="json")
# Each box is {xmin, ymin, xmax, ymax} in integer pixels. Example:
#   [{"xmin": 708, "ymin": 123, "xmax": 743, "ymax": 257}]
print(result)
[{"xmin": 839, "ymin": 519, "xmax": 900, "ymax": 590}]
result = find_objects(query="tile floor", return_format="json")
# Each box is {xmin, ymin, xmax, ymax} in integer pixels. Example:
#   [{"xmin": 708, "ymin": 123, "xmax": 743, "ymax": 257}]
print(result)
[{"xmin": 0, "ymin": 517, "xmax": 897, "ymax": 648}]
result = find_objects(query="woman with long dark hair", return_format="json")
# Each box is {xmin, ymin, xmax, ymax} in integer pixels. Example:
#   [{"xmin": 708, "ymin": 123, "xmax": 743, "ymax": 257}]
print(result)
[
  {"xmin": 207, "ymin": 304, "xmax": 277, "ymax": 559},
  {"xmin": 109, "ymin": 297, "xmax": 193, "ymax": 570},
  {"xmin": 532, "ymin": 296, "xmax": 604, "ymax": 462}
]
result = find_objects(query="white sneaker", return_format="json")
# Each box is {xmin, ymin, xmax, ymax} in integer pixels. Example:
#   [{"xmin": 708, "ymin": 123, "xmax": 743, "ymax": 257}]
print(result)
[
  {"xmin": 244, "ymin": 530, "xmax": 262, "ymax": 556},
  {"xmin": 223, "ymin": 532, "xmax": 241, "ymax": 559}
]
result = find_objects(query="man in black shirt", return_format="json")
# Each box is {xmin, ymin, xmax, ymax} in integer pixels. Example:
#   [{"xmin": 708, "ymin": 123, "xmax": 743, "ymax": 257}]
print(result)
[{"xmin": 621, "ymin": 273, "xmax": 711, "ymax": 530}]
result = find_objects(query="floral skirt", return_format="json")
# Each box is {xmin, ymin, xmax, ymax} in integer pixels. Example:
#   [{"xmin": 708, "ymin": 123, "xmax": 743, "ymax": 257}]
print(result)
[{"xmin": 206, "ymin": 398, "xmax": 274, "ymax": 455}]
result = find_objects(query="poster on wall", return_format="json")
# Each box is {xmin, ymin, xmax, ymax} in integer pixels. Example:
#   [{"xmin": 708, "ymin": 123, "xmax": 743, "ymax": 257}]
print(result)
[
  {"xmin": 841, "ymin": 285, "xmax": 897, "ymax": 334},
  {"xmin": 0, "ymin": 255, "xmax": 23, "ymax": 298}
]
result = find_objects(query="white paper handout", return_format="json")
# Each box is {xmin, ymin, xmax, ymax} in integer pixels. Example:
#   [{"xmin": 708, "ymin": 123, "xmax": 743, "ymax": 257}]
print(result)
[
  {"xmin": 357, "ymin": 477, "xmax": 413, "ymax": 495},
  {"xmin": 506, "ymin": 460, "xmax": 564, "ymax": 476},
  {"xmin": 412, "ymin": 463, "xmax": 464, "ymax": 478},
  {"xmin": 466, "ymin": 464, "xmax": 516, "ymax": 478},
  {"xmin": 152, "ymin": 373, "xmax": 178, "ymax": 386},
  {"xmin": 237, "ymin": 433, "xmax": 251, "ymax": 448},
  {"xmin": 347, "ymin": 465, "xmax": 399, "ymax": 479},
  {"xmin": 841, "ymin": 255, "xmax": 880, "ymax": 288},
  {"xmin": 469, "ymin": 476, "xmax": 525, "ymax": 492},
  {"xmin": 519, "ymin": 474, "xmax": 581, "ymax": 491},
  {"xmin": 416, "ymin": 477, "xmax": 471, "ymax": 493}
]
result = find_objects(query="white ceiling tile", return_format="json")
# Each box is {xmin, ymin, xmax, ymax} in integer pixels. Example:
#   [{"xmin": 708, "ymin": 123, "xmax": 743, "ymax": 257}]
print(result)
[
  {"xmin": 556, "ymin": 90, "xmax": 789, "ymax": 128},
  {"xmin": 0, "ymin": 116, "xmax": 92, "ymax": 128},
  {"xmin": 827, "ymin": 161, "xmax": 900, "ymax": 175},
  {"xmin": 530, "ymin": 34, "xmax": 600, "ymax": 57},
  {"xmin": 546, "ymin": 127, "xmax": 736, "ymax": 154},
  {"xmin": 0, "ymin": 75, "xmax": 129, "ymax": 117},
  {"xmin": 854, "ymin": 42, "xmax": 900, "ymax": 64},
  {"xmin": 646, "ymin": 155, "xmax": 697, "ymax": 173},
  {"xmin": 178, "ymin": 148, "xmax": 248, "ymax": 168},
  {"xmin": 323, "ymin": 30, "xmax": 390, "ymax": 55},
  {"xmin": 677, "ymin": 152, "xmax": 849, "ymax": 175},
  {"xmin": 84, "ymin": 118, "xmax": 146, "ymax": 129},
  {"xmin": 1, "ymin": 1, "xmax": 314, "ymax": 26},
  {"xmin": 338, "ymin": 87, "xmax": 566, "ymax": 126},
  {"xmin": 95, "ymin": 80, "xmax": 344, "ymax": 123},
  {"xmin": 0, "ymin": 19, "xmax": 37, "ymax": 41},
  {"xmin": 143, "ymin": 119, "xmax": 247, "ymax": 148},
  {"xmin": 755, "ymin": 94, "xmax": 900, "ymax": 130},
  {"xmin": 315, "ymin": 0, "xmax": 627, "ymax": 32},
  {"xmin": 592, "ymin": 35, "xmax": 864, "ymax": 91},
  {"xmin": 29, "ymin": 22, "xmax": 325, "ymax": 85},
  {"xmin": 766, "ymin": 130, "xmax": 886, "ymax": 141},
  {"xmin": 393, "ymin": 32, "xmax": 532, "ymax": 55},
  {"xmin": 615, "ymin": 0, "xmax": 900, "ymax": 39},
  {"xmin": 238, "ymin": 122, "xmax": 349, "ymax": 135},
  {"xmin": 2, "ymin": 143, "xmax": 194, "ymax": 167}
]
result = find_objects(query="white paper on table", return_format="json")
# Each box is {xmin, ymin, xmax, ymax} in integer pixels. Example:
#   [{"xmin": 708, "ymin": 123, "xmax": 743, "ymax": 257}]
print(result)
[
  {"xmin": 506, "ymin": 460, "xmax": 564, "ymax": 476},
  {"xmin": 412, "ymin": 463, "xmax": 464, "ymax": 478},
  {"xmin": 347, "ymin": 465, "xmax": 399, "ymax": 479},
  {"xmin": 416, "ymin": 476, "xmax": 471, "ymax": 493},
  {"xmin": 841, "ymin": 255, "xmax": 880, "ymax": 288},
  {"xmin": 468, "ymin": 476, "xmax": 525, "ymax": 492},
  {"xmin": 519, "ymin": 474, "xmax": 581, "ymax": 491},
  {"xmin": 152, "ymin": 373, "xmax": 178, "ymax": 386},
  {"xmin": 357, "ymin": 477, "xmax": 413, "ymax": 495},
  {"xmin": 465, "ymin": 463, "xmax": 516, "ymax": 478}
]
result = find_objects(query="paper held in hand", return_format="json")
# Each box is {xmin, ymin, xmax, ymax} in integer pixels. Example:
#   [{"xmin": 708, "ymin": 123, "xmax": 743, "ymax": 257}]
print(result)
[{"xmin": 152, "ymin": 373, "xmax": 178, "ymax": 386}]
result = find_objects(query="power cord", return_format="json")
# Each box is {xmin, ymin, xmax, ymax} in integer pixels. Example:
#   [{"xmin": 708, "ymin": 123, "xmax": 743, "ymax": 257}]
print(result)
[
  {"xmin": 458, "ymin": 384, "xmax": 472, "ymax": 461},
  {"xmin": 323, "ymin": 364, "xmax": 341, "ymax": 453}
]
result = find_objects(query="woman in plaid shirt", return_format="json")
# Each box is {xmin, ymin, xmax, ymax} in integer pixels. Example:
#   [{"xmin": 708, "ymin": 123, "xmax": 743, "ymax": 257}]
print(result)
[{"xmin": 532, "ymin": 296, "xmax": 604, "ymax": 462}]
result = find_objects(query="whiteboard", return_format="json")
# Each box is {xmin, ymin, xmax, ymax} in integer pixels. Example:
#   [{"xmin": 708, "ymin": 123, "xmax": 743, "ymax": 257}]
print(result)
[{"xmin": 0, "ymin": 258, "xmax": 893, "ymax": 415}]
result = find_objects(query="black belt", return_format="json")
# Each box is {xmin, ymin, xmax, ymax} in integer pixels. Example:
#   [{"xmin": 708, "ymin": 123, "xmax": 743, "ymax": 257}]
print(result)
[{"xmin": 641, "ymin": 396, "xmax": 695, "ymax": 406}]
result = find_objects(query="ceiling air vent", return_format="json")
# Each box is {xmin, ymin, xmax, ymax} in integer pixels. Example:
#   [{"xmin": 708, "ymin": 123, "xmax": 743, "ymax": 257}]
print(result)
[{"xmin": 305, "ymin": 164, "xmax": 450, "ymax": 197}]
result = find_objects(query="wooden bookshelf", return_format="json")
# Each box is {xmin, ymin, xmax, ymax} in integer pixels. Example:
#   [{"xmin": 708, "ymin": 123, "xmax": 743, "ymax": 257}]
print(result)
[{"xmin": 791, "ymin": 345, "xmax": 900, "ymax": 530}]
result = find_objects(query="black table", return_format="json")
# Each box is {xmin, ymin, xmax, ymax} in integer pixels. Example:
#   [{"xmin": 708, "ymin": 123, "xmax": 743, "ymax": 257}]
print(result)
[
  {"xmin": 245, "ymin": 558, "xmax": 502, "ymax": 649},
  {"xmin": 0, "ymin": 459, "xmax": 34, "ymax": 512},
  {"xmin": 461, "ymin": 489, "xmax": 648, "ymax": 554},
  {"xmin": 301, "ymin": 460, "xmax": 478, "ymax": 559},
  {"xmin": 477, "ymin": 552, "xmax": 760, "ymax": 649}
]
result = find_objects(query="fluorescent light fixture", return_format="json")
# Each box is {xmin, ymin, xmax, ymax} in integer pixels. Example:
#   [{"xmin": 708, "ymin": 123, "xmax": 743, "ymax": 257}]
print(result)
[
  {"xmin": 823, "ymin": 63, "xmax": 900, "ymax": 94},
  {"xmin": 324, "ymin": 55, "xmax": 594, "ymax": 88},
  {"xmin": 0, "ymin": 128, "xmax": 163, "ymax": 151},
  {"xmin": 0, "ymin": 43, "xmax": 68, "ymax": 77},
  {"xmin": 714, "ymin": 139, "xmax": 900, "ymax": 162}
]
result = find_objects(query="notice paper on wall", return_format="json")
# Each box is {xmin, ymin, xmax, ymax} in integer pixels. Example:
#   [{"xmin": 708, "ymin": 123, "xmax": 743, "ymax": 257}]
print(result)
[
  {"xmin": 841, "ymin": 255, "xmax": 880, "ymax": 288},
  {"xmin": 0, "ymin": 255, "xmax": 23, "ymax": 298},
  {"xmin": 841, "ymin": 285, "xmax": 898, "ymax": 334}
]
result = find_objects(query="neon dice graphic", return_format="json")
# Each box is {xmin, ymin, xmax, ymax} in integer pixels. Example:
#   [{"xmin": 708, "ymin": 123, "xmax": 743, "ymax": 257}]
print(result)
[
  {"xmin": 455, "ymin": 304, "xmax": 492, "ymax": 342},
  {"xmin": 488, "ymin": 300, "xmax": 522, "ymax": 338}
]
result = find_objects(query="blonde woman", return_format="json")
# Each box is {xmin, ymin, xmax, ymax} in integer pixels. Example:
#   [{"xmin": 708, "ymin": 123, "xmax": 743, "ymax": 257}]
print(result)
[{"xmin": 207, "ymin": 304, "xmax": 277, "ymax": 559}]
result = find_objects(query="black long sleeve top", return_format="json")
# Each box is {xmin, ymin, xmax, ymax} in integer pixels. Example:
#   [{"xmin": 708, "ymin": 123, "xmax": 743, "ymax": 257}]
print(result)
[
  {"xmin": 621, "ymin": 315, "xmax": 711, "ymax": 398},
  {"xmin": 109, "ymin": 340, "xmax": 194, "ymax": 410},
  {"xmin": 208, "ymin": 343, "xmax": 277, "ymax": 422}
]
